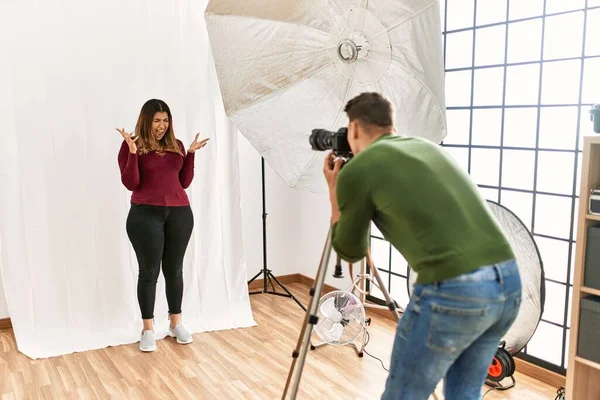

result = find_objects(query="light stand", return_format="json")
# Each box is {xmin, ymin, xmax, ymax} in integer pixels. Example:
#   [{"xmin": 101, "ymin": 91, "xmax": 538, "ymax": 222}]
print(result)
[{"xmin": 247, "ymin": 157, "xmax": 306, "ymax": 311}]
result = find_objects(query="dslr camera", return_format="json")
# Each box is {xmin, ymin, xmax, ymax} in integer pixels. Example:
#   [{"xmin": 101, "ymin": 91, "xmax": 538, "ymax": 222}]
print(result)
[{"xmin": 309, "ymin": 127, "xmax": 353, "ymax": 159}]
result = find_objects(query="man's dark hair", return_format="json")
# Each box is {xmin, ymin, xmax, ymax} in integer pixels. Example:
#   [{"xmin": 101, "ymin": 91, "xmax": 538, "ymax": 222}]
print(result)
[{"xmin": 344, "ymin": 92, "xmax": 394, "ymax": 128}]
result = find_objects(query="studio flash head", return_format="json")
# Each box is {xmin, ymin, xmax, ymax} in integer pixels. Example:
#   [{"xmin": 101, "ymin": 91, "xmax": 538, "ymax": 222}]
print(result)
[{"xmin": 309, "ymin": 127, "xmax": 353, "ymax": 159}]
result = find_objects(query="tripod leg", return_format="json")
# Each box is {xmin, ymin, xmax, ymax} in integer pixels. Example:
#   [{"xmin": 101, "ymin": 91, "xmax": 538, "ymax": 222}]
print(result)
[
  {"xmin": 247, "ymin": 269, "xmax": 264, "ymax": 286},
  {"xmin": 267, "ymin": 273, "xmax": 277, "ymax": 292},
  {"xmin": 367, "ymin": 251, "xmax": 400, "ymax": 323},
  {"xmin": 282, "ymin": 227, "xmax": 333, "ymax": 400},
  {"xmin": 269, "ymin": 272, "xmax": 307, "ymax": 311}
]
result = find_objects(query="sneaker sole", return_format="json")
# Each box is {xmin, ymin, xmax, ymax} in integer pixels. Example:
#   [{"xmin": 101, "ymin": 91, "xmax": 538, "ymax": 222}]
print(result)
[
  {"xmin": 140, "ymin": 345, "xmax": 157, "ymax": 352},
  {"xmin": 168, "ymin": 332, "xmax": 193, "ymax": 344}
]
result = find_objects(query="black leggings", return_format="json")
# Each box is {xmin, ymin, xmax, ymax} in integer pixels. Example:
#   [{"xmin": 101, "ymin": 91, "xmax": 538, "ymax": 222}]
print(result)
[{"xmin": 126, "ymin": 204, "xmax": 194, "ymax": 320}]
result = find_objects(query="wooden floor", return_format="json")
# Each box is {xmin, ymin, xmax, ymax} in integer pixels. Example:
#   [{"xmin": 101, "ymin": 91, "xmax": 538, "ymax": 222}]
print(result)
[{"xmin": 0, "ymin": 282, "xmax": 559, "ymax": 399}]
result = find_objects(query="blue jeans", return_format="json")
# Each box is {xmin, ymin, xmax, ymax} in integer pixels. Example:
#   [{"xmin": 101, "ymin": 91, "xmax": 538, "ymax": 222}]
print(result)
[{"xmin": 381, "ymin": 259, "xmax": 522, "ymax": 400}]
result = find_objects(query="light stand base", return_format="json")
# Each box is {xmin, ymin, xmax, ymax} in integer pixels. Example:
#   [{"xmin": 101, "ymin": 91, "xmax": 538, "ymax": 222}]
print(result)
[{"xmin": 248, "ymin": 269, "xmax": 307, "ymax": 312}]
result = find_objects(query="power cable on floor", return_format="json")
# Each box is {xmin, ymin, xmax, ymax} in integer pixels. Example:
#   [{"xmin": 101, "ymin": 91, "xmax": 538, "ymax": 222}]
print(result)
[{"xmin": 363, "ymin": 330, "xmax": 389, "ymax": 372}]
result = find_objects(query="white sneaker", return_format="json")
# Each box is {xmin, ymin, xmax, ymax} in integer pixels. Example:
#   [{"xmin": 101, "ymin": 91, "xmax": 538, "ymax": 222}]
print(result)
[
  {"xmin": 140, "ymin": 330, "xmax": 157, "ymax": 352},
  {"xmin": 169, "ymin": 324, "xmax": 193, "ymax": 344}
]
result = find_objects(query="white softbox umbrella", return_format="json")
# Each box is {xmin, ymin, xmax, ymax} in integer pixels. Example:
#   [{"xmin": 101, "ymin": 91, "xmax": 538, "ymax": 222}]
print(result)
[{"xmin": 205, "ymin": 0, "xmax": 446, "ymax": 192}]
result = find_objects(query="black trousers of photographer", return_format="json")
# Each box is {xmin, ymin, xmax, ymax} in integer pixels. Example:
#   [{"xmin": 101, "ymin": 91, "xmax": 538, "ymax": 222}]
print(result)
[{"xmin": 126, "ymin": 203, "xmax": 193, "ymax": 320}]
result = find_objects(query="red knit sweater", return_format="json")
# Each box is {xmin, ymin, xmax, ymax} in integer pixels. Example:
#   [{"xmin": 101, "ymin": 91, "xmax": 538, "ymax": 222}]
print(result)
[{"xmin": 118, "ymin": 140, "xmax": 195, "ymax": 206}]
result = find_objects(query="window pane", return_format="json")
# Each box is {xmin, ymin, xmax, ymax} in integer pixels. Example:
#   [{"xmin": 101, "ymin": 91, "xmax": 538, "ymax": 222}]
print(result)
[
  {"xmin": 479, "ymin": 187, "xmax": 499, "ymax": 202},
  {"xmin": 500, "ymin": 190, "xmax": 533, "ymax": 230},
  {"xmin": 543, "ymin": 281, "xmax": 567, "ymax": 325},
  {"xmin": 445, "ymin": 70, "xmax": 472, "ymax": 107},
  {"xmin": 580, "ymin": 105, "xmax": 595, "ymax": 146},
  {"xmin": 534, "ymin": 194, "xmax": 572, "ymax": 239},
  {"xmin": 390, "ymin": 247, "xmax": 408, "ymax": 277},
  {"xmin": 535, "ymin": 236, "xmax": 569, "ymax": 283},
  {"xmin": 444, "ymin": 110, "xmax": 471, "ymax": 145},
  {"xmin": 579, "ymin": 116, "xmax": 588, "ymax": 151},
  {"xmin": 447, "ymin": 0, "xmax": 475, "ymax": 31},
  {"xmin": 565, "ymin": 328, "xmax": 571, "ymax": 366},
  {"xmin": 369, "ymin": 270, "xmax": 388, "ymax": 301},
  {"xmin": 472, "ymin": 109, "xmax": 502, "ymax": 146},
  {"xmin": 503, "ymin": 108, "xmax": 538, "ymax": 148},
  {"xmin": 507, "ymin": 19, "xmax": 542, "ymax": 63},
  {"xmin": 473, "ymin": 67, "xmax": 504, "ymax": 106},
  {"xmin": 370, "ymin": 237, "xmax": 390, "ymax": 272},
  {"xmin": 390, "ymin": 275, "xmax": 410, "ymax": 310},
  {"xmin": 444, "ymin": 147, "xmax": 470, "ymax": 173},
  {"xmin": 543, "ymin": 12, "xmax": 585, "ymax": 60},
  {"xmin": 445, "ymin": 31, "xmax": 474, "ymax": 69},
  {"xmin": 567, "ymin": 286, "xmax": 572, "ymax": 329},
  {"xmin": 371, "ymin": 221, "xmax": 383, "ymax": 238},
  {"xmin": 471, "ymin": 149, "xmax": 500, "ymax": 186},
  {"xmin": 576, "ymin": 152, "xmax": 582, "ymax": 197},
  {"xmin": 582, "ymin": 58, "xmax": 600, "ymax": 105},
  {"xmin": 545, "ymin": 0, "xmax": 585, "ymax": 14},
  {"xmin": 536, "ymin": 151, "xmax": 575, "ymax": 195},
  {"xmin": 509, "ymin": 0, "xmax": 544, "ymax": 20},
  {"xmin": 502, "ymin": 150, "xmax": 535, "ymax": 190},
  {"xmin": 573, "ymin": 198, "xmax": 579, "ymax": 239},
  {"xmin": 571, "ymin": 247, "xmax": 576, "ymax": 285},
  {"xmin": 539, "ymin": 107, "xmax": 579, "ymax": 150},
  {"xmin": 590, "ymin": 0, "xmax": 600, "ymax": 7},
  {"xmin": 439, "ymin": 0, "xmax": 446, "ymax": 31},
  {"xmin": 476, "ymin": 0, "xmax": 507, "ymax": 26},
  {"xmin": 541, "ymin": 60, "xmax": 582, "ymax": 105},
  {"xmin": 506, "ymin": 64, "xmax": 540, "ymax": 105},
  {"xmin": 526, "ymin": 321, "xmax": 564, "ymax": 366},
  {"xmin": 586, "ymin": 9, "xmax": 600, "ymax": 57},
  {"xmin": 475, "ymin": 25, "xmax": 506, "ymax": 66}
]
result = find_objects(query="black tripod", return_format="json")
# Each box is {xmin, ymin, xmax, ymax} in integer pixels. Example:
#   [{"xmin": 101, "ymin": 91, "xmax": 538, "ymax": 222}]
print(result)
[{"xmin": 247, "ymin": 157, "xmax": 306, "ymax": 312}]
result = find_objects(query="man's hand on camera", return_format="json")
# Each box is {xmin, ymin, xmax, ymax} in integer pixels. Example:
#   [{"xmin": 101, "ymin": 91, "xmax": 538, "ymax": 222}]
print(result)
[
  {"xmin": 323, "ymin": 151, "xmax": 344, "ymax": 190},
  {"xmin": 323, "ymin": 151, "xmax": 343, "ymax": 224}
]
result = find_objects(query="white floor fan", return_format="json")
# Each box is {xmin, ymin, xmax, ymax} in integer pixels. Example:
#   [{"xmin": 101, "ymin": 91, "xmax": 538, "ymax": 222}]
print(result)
[{"xmin": 310, "ymin": 257, "xmax": 404, "ymax": 357}]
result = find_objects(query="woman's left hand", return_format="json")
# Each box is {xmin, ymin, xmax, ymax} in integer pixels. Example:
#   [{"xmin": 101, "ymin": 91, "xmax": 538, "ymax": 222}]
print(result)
[{"xmin": 188, "ymin": 133, "xmax": 210, "ymax": 153}]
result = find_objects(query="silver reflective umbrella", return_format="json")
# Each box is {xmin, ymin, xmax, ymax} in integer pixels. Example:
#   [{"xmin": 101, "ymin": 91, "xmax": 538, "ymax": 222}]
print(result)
[
  {"xmin": 205, "ymin": 0, "xmax": 447, "ymax": 192},
  {"xmin": 408, "ymin": 200, "xmax": 545, "ymax": 356}
]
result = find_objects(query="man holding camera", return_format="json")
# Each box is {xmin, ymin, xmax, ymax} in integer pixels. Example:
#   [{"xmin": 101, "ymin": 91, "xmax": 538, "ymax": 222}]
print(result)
[{"xmin": 323, "ymin": 92, "xmax": 522, "ymax": 400}]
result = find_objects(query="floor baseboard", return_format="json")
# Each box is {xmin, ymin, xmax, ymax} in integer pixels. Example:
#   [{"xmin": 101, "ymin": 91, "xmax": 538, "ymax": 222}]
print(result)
[
  {"xmin": 514, "ymin": 357, "xmax": 565, "ymax": 389},
  {"xmin": 0, "ymin": 318, "xmax": 12, "ymax": 330},
  {"xmin": 247, "ymin": 273, "xmax": 303, "ymax": 292},
  {"xmin": 259, "ymin": 273, "xmax": 564, "ymax": 390}
]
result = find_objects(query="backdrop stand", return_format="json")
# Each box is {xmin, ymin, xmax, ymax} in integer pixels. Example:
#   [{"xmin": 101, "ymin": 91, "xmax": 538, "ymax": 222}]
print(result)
[{"xmin": 247, "ymin": 157, "xmax": 306, "ymax": 312}]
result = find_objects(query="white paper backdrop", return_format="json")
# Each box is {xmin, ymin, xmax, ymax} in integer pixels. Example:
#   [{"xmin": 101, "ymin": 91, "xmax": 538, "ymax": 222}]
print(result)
[{"xmin": 0, "ymin": 0, "xmax": 256, "ymax": 359}]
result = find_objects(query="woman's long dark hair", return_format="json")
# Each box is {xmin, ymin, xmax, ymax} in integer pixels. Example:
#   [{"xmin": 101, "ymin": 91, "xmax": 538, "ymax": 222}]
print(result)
[{"xmin": 134, "ymin": 99, "xmax": 181, "ymax": 155}]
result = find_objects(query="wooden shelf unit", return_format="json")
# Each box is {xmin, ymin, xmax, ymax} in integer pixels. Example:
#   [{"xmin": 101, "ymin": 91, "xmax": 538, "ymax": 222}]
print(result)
[{"xmin": 567, "ymin": 135, "xmax": 600, "ymax": 399}]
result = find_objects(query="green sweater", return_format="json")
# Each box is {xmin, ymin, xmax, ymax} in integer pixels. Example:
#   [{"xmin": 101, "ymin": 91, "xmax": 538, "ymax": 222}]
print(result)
[{"xmin": 331, "ymin": 134, "xmax": 515, "ymax": 284}]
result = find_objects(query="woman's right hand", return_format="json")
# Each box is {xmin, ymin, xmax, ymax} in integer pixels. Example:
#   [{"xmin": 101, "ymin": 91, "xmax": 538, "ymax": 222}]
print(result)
[{"xmin": 116, "ymin": 128, "xmax": 139, "ymax": 154}]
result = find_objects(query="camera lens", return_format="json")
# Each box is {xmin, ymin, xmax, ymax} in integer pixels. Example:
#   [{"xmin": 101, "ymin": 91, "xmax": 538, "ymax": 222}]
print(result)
[{"xmin": 309, "ymin": 129, "xmax": 334, "ymax": 151}]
